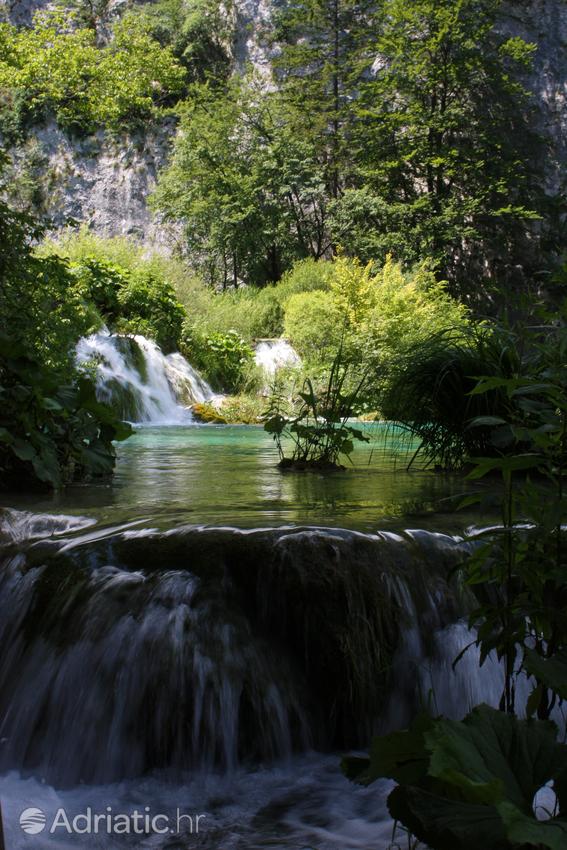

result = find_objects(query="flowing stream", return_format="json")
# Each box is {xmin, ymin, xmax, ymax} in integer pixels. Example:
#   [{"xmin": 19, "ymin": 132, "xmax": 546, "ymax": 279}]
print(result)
[
  {"xmin": 0, "ymin": 333, "xmax": 503, "ymax": 849},
  {"xmin": 0, "ymin": 510, "xmax": 503, "ymax": 849}
]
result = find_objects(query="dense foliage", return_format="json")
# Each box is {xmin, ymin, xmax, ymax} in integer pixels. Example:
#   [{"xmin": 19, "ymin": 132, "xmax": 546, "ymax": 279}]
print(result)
[
  {"xmin": 46, "ymin": 233, "xmax": 187, "ymax": 352},
  {"xmin": 343, "ymin": 318, "xmax": 567, "ymax": 849},
  {"xmin": 154, "ymin": 0, "xmax": 544, "ymax": 294},
  {"xmin": 138, "ymin": 0, "xmax": 234, "ymax": 83},
  {"xmin": 181, "ymin": 328, "xmax": 254, "ymax": 393},
  {"xmin": 344, "ymin": 704, "xmax": 567, "ymax": 850},
  {"xmin": 115, "ymin": 269, "xmax": 185, "ymax": 353},
  {"xmin": 0, "ymin": 188, "xmax": 131, "ymax": 489},
  {"xmin": 0, "ymin": 11, "xmax": 185, "ymax": 137},
  {"xmin": 379, "ymin": 325, "xmax": 519, "ymax": 469},
  {"xmin": 152, "ymin": 78, "xmax": 331, "ymax": 287},
  {"xmin": 334, "ymin": 0, "xmax": 540, "ymax": 283}
]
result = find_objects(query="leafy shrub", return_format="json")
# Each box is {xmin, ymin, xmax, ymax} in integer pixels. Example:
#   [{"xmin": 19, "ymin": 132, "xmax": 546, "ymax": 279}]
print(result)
[
  {"xmin": 1, "ymin": 220, "xmax": 96, "ymax": 373},
  {"xmin": 361, "ymin": 256, "xmax": 469, "ymax": 364},
  {"xmin": 44, "ymin": 228, "xmax": 203, "ymax": 303},
  {"xmin": 284, "ymin": 290, "xmax": 344, "ymax": 363},
  {"xmin": 116, "ymin": 269, "xmax": 185, "ymax": 353},
  {"xmin": 181, "ymin": 328, "xmax": 253, "ymax": 392},
  {"xmin": 330, "ymin": 254, "xmax": 378, "ymax": 327},
  {"xmin": 378, "ymin": 325, "xmax": 521, "ymax": 469},
  {"xmin": 188, "ymin": 287, "xmax": 284, "ymax": 342},
  {"xmin": 219, "ymin": 394, "xmax": 265, "ymax": 424},
  {"xmin": 0, "ymin": 178, "xmax": 131, "ymax": 490},
  {"xmin": 276, "ymin": 258, "xmax": 333, "ymax": 300},
  {"xmin": 284, "ymin": 254, "xmax": 470, "ymax": 393},
  {"xmin": 247, "ymin": 287, "xmax": 285, "ymax": 338},
  {"xmin": 0, "ymin": 336, "xmax": 131, "ymax": 489},
  {"xmin": 43, "ymin": 231, "xmax": 192, "ymax": 352},
  {"xmin": 140, "ymin": 0, "xmax": 233, "ymax": 83},
  {"xmin": 174, "ymin": 258, "xmax": 333, "ymax": 347},
  {"xmin": 343, "ymin": 703, "xmax": 567, "ymax": 850},
  {"xmin": 70, "ymin": 255, "xmax": 129, "ymax": 321}
]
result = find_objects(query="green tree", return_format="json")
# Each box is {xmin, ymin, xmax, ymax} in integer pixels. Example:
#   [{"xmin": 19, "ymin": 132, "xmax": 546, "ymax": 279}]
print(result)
[
  {"xmin": 152, "ymin": 79, "xmax": 329, "ymax": 287},
  {"xmin": 333, "ymin": 0, "xmax": 540, "ymax": 292},
  {"xmin": 139, "ymin": 0, "xmax": 234, "ymax": 84},
  {"xmin": 0, "ymin": 10, "xmax": 185, "ymax": 134},
  {"xmin": 273, "ymin": 0, "xmax": 373, "ymax": 199},
  {"xmin": 275, "ymin": 0, "xmax": 370, "ymax": 198}
]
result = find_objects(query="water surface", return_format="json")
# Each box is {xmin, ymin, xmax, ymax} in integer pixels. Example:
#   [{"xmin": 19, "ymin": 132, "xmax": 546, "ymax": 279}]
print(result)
[{"xmin": 1, "ymin": 423, "xmax": 485, "ymax": 532}]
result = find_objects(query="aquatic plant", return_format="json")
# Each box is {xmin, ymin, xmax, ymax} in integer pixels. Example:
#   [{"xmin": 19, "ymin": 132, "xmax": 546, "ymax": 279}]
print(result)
[{"xmin": 262, "ymin": 348, "xmax": 369, "ymax": 469}]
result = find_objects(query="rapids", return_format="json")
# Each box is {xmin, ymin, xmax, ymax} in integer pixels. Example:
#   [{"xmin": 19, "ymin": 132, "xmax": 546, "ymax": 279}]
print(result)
[{"xmin": 0, "ymin": 508, "xmax": 505, "ymax": 849}]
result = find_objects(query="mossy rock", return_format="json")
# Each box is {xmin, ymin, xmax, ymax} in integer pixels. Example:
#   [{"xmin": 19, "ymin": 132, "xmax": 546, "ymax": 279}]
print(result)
[
  {"xmin": 192, "ymin": 402, "xmax": 228, "ymax": 424},
  {"xmin": 102, "ymin": 377, "xmax": 143, "ymax": 421},
  {"xmin": 113, "ymin": 335, "xmax": 148, "ymax": 383}
]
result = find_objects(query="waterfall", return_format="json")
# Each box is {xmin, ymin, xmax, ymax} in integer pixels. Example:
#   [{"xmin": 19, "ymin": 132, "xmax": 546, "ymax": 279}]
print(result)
[
  {"xmin": 76, "ymin": 330, "xmax": 215, "ymax": 425},
  {"xmin": 254, "ymin": 338, "xmax": 301, "ymax": 378},
  {"xmin": 0, "ymin": 512, "xmax": 506, "ymax": 788},
  {"xmin": 0, "ymin": 511, "xmax": 518, "ymax": 849}
]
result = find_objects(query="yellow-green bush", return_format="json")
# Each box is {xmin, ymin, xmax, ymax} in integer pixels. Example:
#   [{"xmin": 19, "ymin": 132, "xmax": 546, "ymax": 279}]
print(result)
[
  {"xmin": 283, "ymin": 254, "xmax": 470, "ymax": 376},
  {"xmin": 361, "ymin": 255, "xmax": 470, "ymax": 368},
  {"xmin": 0, "ymin": 11, "xmax": 185, "ymax": 136},
  {"xmin": 284, "ymin": 290, "xmax": 344, "ymax": 362}
]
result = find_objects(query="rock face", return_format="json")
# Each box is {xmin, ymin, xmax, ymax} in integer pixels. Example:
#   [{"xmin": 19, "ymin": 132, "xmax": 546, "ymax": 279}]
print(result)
[
  {"xmin": 500, "ymin": 0, "xmax": 567, "ymax": 196},
  {"xmin": 2, "ymin": 0, "xmax": 566, "ymax": 247},
  {"xmin": 1, "ymin": 0, "xmax": 49, "ymax": 26},
  {"xmin": 13, "ymin": 120, "xmax": 176, "ymax": 247}
]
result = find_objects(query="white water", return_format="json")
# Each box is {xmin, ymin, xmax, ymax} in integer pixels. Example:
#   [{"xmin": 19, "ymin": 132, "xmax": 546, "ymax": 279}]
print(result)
[
  {"xmin": 0, "ymin": 512, "xmax": 538, "ymax": 849},
  {"xmin": 254, "ymin": 338, "xmax": 301, "ymax": 378},
  {"xmin": 0, "ymin": 755, "xmax": 395, "ymax": 850},
  {"xmin": 76, "ymin": 331, "xmax": 215, "ymax": 425}
]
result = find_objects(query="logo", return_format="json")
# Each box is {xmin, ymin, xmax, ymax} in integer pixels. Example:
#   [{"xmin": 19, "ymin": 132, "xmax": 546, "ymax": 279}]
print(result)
[
  {"xmin": 17, "ymin": 806, "xmax": 206, "ymax": 836},
  {"xmin": 19, "ymin": 808, "xmax": 47, "ymax": 835}
]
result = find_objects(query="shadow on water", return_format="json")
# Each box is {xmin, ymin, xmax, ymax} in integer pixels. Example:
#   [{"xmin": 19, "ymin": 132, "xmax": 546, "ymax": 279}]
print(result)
[{"xmin": 0, "ymin": 423, "xmax": 490, "ymax": 533}]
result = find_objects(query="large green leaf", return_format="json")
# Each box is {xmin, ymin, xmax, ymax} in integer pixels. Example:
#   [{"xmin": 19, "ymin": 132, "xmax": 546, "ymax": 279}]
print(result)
[
  {"xmin": 342, "ymin": 713, "xmax": 433, "ymax": 786},
  {"xmin": 425, "ymin": 705, "xmax": 567, "ymax": 810},
  {"xmin": 498, "ymin": 801, "xmax": 567, "ymax": 850},
  {"xmin": 346, "ymin": 705, "xmax": 567, "ymax": 850},
  {"xmin": 387, "ymin": 784, "xmax": 506, "ymax": 850},
  {"xmin": 524, "ymin": 649, "xmax": 567, "ymax": 702}
]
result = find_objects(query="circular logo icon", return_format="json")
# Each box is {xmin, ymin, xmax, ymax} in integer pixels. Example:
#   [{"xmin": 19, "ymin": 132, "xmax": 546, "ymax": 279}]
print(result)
[{"xmin": 19, "ymin": 808, "xmax": 47, "ymax": 835}]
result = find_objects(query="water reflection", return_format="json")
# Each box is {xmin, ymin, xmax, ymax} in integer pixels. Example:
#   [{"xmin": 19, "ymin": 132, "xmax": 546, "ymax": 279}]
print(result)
[{"xmin": 0, "ymin": 424, "xmax": 486, "ymax": 532}]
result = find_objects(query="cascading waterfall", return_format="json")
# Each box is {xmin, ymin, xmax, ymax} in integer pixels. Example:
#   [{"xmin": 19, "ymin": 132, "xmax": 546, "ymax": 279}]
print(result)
[
  {"xmin": 0, "ymin": 509, "xmax": 511, "ymax": 849},
  {"xmin": 254, "ymin": 338, "xmax": 301, "ymax": 378},
  {"xmin": 0, "ymin": 510, "xmax": 502, "ymax": 787},
  {"xmin": 76, "ymin": 330, "xmax": 216, "ymax": 424}
]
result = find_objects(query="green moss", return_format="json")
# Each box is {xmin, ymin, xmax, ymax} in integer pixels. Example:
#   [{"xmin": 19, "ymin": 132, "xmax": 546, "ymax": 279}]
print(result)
[
  {"xmin": 114, "ymin": 336, "xmax": 148, "ymax": 382},
  {"xmin": 192, "ymin": 402, "xmax": 228, "ymax": 424},
  {"xmin": 102, "ymin": 377, "xmax": 143, "ymax": 421}
]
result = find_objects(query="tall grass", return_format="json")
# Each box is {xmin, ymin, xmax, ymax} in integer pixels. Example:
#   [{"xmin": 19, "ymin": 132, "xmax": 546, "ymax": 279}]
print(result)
[{"xmin": 379, "ymin": 325, "xmax": 521, "ymax": 469}]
